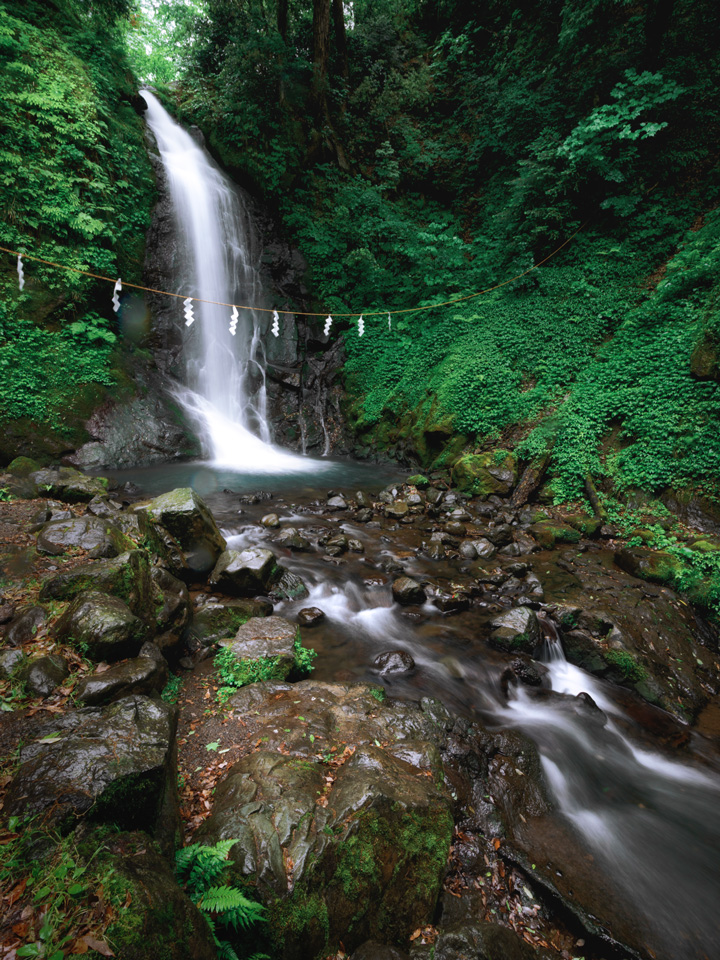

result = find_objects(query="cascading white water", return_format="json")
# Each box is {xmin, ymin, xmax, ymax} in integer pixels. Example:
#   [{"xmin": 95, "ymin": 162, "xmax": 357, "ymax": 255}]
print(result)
[{"xmin": 141, "ymin": 89, "xmax": 320, "ymax": 474}]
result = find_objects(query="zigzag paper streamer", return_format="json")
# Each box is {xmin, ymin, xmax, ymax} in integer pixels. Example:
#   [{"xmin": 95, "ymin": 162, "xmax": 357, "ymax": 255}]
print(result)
[
  {"xmin": 388, "ymin": 312, "xmax": 392, "ymax": 330},
  {"xmin": 229, "ymin": 305, "xmax": 238, "ymax": 336},
  {"xmin": 324, "ymin": 315, "xmax": 333, "ymax": 337},
  {"xmin": 17, "ymin": 254, "xmax": 24, "ymax": 291},
  {"xmin": 183, "ymin": 297, "xmax": 195, "ymax": 327},
  {"xmin": 271, "ymin": 310, "xmax": 280, "ymax": 337},
  {"xmin": 358, "ymin": 314, "xmax": 365, "ymax": 337},
  {"xmin": 112, "ymin": 278, "xmax": 122, "ymax": 313}
]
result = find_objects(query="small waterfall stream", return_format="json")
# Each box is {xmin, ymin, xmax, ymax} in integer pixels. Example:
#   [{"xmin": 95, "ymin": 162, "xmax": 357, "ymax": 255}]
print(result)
[{"xmin": 141, "ymin": 90, "xmax": 320, "ymax": 474}]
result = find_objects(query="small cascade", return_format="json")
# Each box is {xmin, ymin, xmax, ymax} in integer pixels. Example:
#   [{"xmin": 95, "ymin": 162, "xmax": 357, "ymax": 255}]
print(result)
[{"xmin": 141, "ymin": 89, "xmax": 321, "ymax": 475}]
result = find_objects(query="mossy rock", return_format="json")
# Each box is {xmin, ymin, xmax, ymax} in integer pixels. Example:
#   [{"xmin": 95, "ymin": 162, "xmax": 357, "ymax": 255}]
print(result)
[
  {"xmin": 690, "ymin": 330, "xmax": 719, "ymax": 381},
  {"xmin": 6, "ymin": 455, "xmax": 41, "ymax": 477},
  {"xmin": 451, "ymin": 449, "xmax": 518, "ymax": 497},
  {"xmin": 40, "ymin": 549, "xmax": 154, "ymax": 620},
  {"xmin": 406, "ymin": 474, "xmax": 430, "ymax": 489},
  {"xmin": 94, "ymin": 831, "xmax": 217, "ymax": 960},
  {"xmin": 530, "ymin": 520, "xmax": 581, "ymax": 548},
  {"xmin": 688, "ymin": 538, "xmax": 720, "ymax": 554},
  {"xmin": 562, "ymin": 511, "xmax": 603, "ymax": 537},
  {"xmin": 614, "ymin": 547, "xmax": 685, "ymax": 586}
]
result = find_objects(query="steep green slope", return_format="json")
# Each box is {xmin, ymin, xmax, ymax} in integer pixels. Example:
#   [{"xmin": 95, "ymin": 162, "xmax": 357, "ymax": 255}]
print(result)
[{"xmin": 0, "ymin": 0, "xmax": 154, "ymax": 459}]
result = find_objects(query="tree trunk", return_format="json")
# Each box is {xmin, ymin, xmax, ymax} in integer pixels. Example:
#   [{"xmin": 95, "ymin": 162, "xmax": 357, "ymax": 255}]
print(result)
[
  {"xmin": 510, "ymin": 452, "xmax": 552, "ymax": 509},
  {"xmin": 332, "ymin": 0, "xmax": 349, "ymax": 80},
  {"xmin": 312, "ymin": 0, "xmax": 331, "ymax": 105}
]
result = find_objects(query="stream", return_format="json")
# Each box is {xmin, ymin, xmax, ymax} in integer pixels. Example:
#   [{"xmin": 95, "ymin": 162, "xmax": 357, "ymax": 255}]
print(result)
[{"xmin": 107, "ymin": 460, "xmax": 720, "ymax": 960}]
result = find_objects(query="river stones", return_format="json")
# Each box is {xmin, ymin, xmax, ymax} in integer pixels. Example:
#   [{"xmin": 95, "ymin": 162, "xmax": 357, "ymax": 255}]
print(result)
[
  {"xmin": 373, "ymin": 650, "xmax": 415, "ymax": 675},
  {"xmin": 269, "ymin": 568, "xmax": 309, "ymax": 601},
  {"xmin": 452, "ymin": 450, "xmax": 518, "ymax": 497},
  {"xmin": 16, "ymin": 654, "xmax": 69, "ymax": 697},
  {"xmin": 4, "ymin": 695, "xmax": 178, "ymax": 848},
  {"xmin": 39, "ymin": 548, "xmax": 153, "ymax": 617},
  {"xmin": 327, "ymin": 494, "xmax": 348, "ymax": 510},
  {"xmin": 56, "ymin": 590, "xmax": 148, "ymax": 661},
  {"xmin": 218, "ymin": 615, "xmax": 298, "ymax": 677},
  {"xmin": 28, "ymin": 466, "xmax": 110, "ymax": 502},
  {"xmin": 275, "ymin": 526, "xmax": 312, "ymax": 551},
  {"xmin": 298, "ymin": 606, "xmax": 325, "ymax": 626},
  {"xmin": 37, "ymin": 516, "xmax": 129, "ymax": 558},
  {"xmin": 186, "ymin": 598, "xmax": 273, "ymax": 654},
  {"xmin": 489, "ymin": 607, "xmax": 541, "ymax": 654},
  {"xmin": 143, "ymin": 487, "xmax": 226, "ymax": 575},
  {"xmin": 75, "ymin": 655, "xmax": 168, "ymax": 705},
  {"xmin": 384, "ymin": 501, "xmax": 409, "ymax": 519},
  {"xmin": 209, "ymin": 546, "xmax": 278, "ymax": 596},
  {"xmin": 261, "ymin": 513, "xmax": 281, "ymax": 527},
  {"xmin": 392, "ymin": 577, "xmax": 426, "ymax": 605},
  {"xmin": 196, "ymin": 680, "xmax": 454, "ymax": 959}
]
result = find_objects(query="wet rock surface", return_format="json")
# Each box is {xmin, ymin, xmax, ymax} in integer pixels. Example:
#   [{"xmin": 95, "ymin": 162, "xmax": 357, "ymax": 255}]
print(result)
[
  {"xmin": 219, "ymin": 615, "xmax": 298, "ymax": 677},
  {"xmin": 56, "ymin": 590, "xmax": 148, "ymax": 661},
  {"xmin": 4, "ymin": 695, "xmax": 178, "ymax": 848},
  {"xmin": 75, "ymin": 654, "xmax": 168, "ymax": 705},
  {"xmin": 209, "ymin": 545, "xmax": 278, "ymax": 595},
  {"xmin": 143, "ymin": 487, "xmax": 226, "ymax": 574}
]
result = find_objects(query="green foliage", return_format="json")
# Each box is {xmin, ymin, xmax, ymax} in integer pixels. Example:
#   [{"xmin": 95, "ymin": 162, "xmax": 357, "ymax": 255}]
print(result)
[
  {"xmin": 161, "ymin": 671, "xmax": 184, "ymax": 704},
  {"xmin": 0, "ymin": 0, "xmax": 154, "ymax": 428},
  {"xmin": 175, "ymin": 840, "xmax": 267, "ymax": 960},
  {"xmin": 0, "ymin": 825, "xmax": 120, "ymax": 959},
  {"xmin": 603, "ymin": 649, "xmax": 648, "ymax": 683},
  {"xmin": 214, "ymin": 635, "xmax": 316, "ymax": 703}
]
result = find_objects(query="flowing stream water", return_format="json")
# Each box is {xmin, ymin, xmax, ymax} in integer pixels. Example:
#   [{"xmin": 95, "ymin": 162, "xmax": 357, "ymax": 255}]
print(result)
[{"xmin": 132, "ymin": 103, "xmax": 720, "ymax": 960}]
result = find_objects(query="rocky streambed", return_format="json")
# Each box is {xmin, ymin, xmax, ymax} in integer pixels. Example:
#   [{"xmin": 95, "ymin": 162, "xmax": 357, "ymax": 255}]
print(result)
[{"xmin": 1, "ymin": 458, "xmax": 720, "ymax": 960}]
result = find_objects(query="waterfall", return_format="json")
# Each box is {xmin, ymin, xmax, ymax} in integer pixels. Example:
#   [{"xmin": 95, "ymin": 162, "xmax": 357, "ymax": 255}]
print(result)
[{"xmin": 141, "ymin": 89, "xmax": 319, "ymax": 474}]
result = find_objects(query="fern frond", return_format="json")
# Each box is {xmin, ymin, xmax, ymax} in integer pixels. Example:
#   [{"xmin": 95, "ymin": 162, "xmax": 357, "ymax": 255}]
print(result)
[
  {"xmin": 216, "ymin": 941, "xmax": 241, "ymax": 960},
  {"xmin": 200, "ymin": 884, "xmax": 266, "ymax": 928}
]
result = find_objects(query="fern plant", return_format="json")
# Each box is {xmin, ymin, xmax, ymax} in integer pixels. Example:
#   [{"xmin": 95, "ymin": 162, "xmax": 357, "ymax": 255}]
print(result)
[{"xmin": 175, "ymin": 840, "xmax": 267, "ymax": 960}]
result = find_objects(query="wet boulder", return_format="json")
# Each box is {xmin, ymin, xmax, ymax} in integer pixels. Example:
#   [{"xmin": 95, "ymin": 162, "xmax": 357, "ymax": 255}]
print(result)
[
  {"xmin": 17, "ymin": 654, "xmax": 69, "ymax": 697},
  {"xmin": 325, "ymin": 533, "xmax": 349, "ymax": 555},
  {"xmin": 209, "ymin": 547, "xmax": 278, "ymax": 596},
  {"xmin": 392, "ymin": 577, "xmax": 426, "ymax": 605},
  {"xmin": 75, "ymin": 655, "xmax": 168, "ymax": 705},
  {"xmin": 143, "ymin": 487, "xmax": 226, "ymax": 575},
  {"xmin": 489, "ymin": 607, "xmax": 541, "ymax": 654},
  {"xmin": 373, "ymin": 650, "xmax": 415, "ymax": 675},
  {"xmin": 197, "ymin": 682, "xmax": 454, "ymax": 959},
  {"xmin": 2, "ymin": 605, "xmax": 47, "ymax": 646},
  {"xmin": 56, "ymin": 590, "xmax": 148, "ymax": 661},
  {"xmin": 385, "ymin": 501, "xmax": 409, "ymax": 520},
  {"xmin": 219, "ymin": 616, "xmax": 298, "ymax": 678},
  {"xmin": 39, "ymin": 549, "xmax": 153, "ymax": 619},
  {"xmin": 261, "ymin": 513, "xmax": 281, "ymax": 527},
  {"xmin": 327, "ymin": 495, "xmax": 348, "ymax": 510},
  {"xmin": 37, "ymin": 516, "xmax": 130, "ymax": 559},
  {"xmin": 452, "ymin": 450, "xmax": 518, "ymax": 497},
  {"xmin": 4, "ymin": 695, "xmax": 178, "ymax": 849},
  {"xmin": 186, "ymin": 597, "xmax": 272, "ymax": 655}
]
